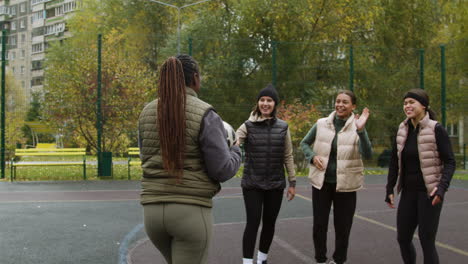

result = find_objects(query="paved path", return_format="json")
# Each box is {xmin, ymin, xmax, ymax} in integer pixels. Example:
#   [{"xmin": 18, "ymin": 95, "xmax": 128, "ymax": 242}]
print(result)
[{"xmin": 0, "ymin": 176, "xmax": 467, "ymax": 264}]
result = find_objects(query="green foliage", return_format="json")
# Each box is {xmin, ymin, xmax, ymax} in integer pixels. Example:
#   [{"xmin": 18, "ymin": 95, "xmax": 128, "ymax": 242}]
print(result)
[
  {"xmin": 5, "ymin": 70, "xmax": 27, "ymax": 156},
  {"xmin": 43, "ymin": 21, "xmax": 157, "ymax": 153},
  {"xmin": 37, "ymin": 0, "xmax": 467, "ymax": 155}
]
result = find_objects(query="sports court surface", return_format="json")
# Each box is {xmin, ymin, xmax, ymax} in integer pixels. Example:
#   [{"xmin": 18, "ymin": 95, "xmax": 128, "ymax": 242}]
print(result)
[{"xmin": 0, "ymin": 175, "xmax": 467, "ymax": 264}]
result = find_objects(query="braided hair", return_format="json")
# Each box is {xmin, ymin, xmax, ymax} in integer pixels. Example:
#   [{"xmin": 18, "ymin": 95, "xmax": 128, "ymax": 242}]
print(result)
[{"xmin": 157, "ymin": 55, "xmax": 200, "ymax": 179}]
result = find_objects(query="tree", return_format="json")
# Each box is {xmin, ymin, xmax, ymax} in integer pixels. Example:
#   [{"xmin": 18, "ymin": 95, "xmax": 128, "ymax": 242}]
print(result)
[
  {"xmin": 5, "ymin": 70, "xmax": 27, "ymax": 156},
  {"xmin": 277, "ymin": 99, "xmax": 321, "ymax": 171},
  {"xmin": 43, "ymin": 29, "xmax": 157, "ymax": 153},
  {"xmin": 182, "ymin": 0, "xmax": 381, "ymax": 127}
]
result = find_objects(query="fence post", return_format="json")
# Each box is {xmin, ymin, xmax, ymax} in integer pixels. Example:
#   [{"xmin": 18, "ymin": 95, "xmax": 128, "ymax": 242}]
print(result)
[
  {"xmin": 419, "ymin": 48, "xmax": 424, "ymax": 89},
  {"xmin": 0, "ymin": 30, "xmax": 6, "ymax": 179},
  {"xmin": 188, "ymin": 37, "xmax": 193, "ymax": 56},
  {"xmin": 464, "ymin": 143, "xmax": 466, "ymax": 170},
  {"xmin": 349, "ymin": 45, "xmax": 354, "ymax": 92},
  {"xmin": 440, "ymin": 45, "xmax": 446, "ymax": 128},
  {"xmin": 97, "ymin": 34, "xmax": 103, "ymax": 176},
  {"xmin": 272, "ymin": 41, "xmax": 277, "ymax": 87}
]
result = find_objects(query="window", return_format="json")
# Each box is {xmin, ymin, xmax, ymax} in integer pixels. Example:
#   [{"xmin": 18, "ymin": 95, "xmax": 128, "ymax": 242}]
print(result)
[
  {"xmin": 9, "ymin": 36, "xmax": 17, "ymax": 45},
  {"xmin": 32, "ymin": 0, "xmax": 49, "ymax": 5},
  {"xmin": 55, "ymin": 6, "xmax": 64, "ymax": 16},
  {"xmin": 20, "ymin": 20, "xmax": 25, "ymax": 29},
  {"xmin": 31, "ymin": 77, "xmax": 44, "ymax": 86},
  {"xmin": 44, "ymin": 23, "xmax": 65, "ymax": 36},
  {"xmin": 32, "ymin": 27, "xmax": 44, "ymax": 38},
  {"xmin": 46, "ymin": 8, "xmax": 55, "ymax": 18},
  {"xmin": 11, "ymin": 21, "xmax": 16, "ymax": 31},
  {"xmin": 21, "ymin": 50, "xmax": 25, "ymax": 58},
  {"xmin": 20, "ymin": 66, "xmax": 25, "ymax": 74},
  {"xmin": 32, "ymin": 43, "xmax": 43, "ymax": 53},
  {"xmin": 0, "ymin": 6, "xmax": 9, "ymax": 15},
  {"xmin": 21, "ymin": 34, "xmax": 26, "ymax": 43},
  {"xmin": 447, "ymin": 123, "xmax": 458, "ymax": 136},
  {"xmin": 31, "ymin": 11, "xmax": 44, "ymax": 23},
  {"xmin": 64, "ymin": 1, "xmax": 77, "ymax": 13},
  {"xmin": 10, "ymin": 7, "xmax": 16, "ymax": 16},
  {"xmin": 11, "ymin": 51, "xmax": 16, "ymax": 60},
  {"xmin": 32, "ymin": 60, "xmax": 43, "ymax": 70},
  {"xmin": 20, "ymin": 4, "xmax": 26, "ymax": 13}
]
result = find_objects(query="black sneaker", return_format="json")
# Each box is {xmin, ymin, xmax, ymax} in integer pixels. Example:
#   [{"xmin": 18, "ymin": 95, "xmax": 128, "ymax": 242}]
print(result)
[{"xmin": 262, "ymin": 261, "xmax": 267, "ymax": 264}]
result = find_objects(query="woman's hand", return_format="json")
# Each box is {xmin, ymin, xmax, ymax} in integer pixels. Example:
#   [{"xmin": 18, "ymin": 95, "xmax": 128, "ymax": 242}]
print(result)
[
  {"xmin": 355, "ymin": 107, "xmax": 370, "ymax": 131},
  {"xmin": 287, "ymin": 187, "xmax": 295, "ymax": 201},
  {"xmin": 430, "ymin": 187, "xmax": 442, "ymax": 206},
  {"xmin": 386, "ymin": 194, "xmax": 395, "ymax": 208},
  {"xmin": 313, "ymin": 156, "xmax": 325, "ymax": 171}
]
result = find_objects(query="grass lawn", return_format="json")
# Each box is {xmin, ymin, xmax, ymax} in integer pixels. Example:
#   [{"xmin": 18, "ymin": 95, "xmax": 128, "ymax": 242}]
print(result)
[
  {"xmin": 4, "ymin": 156, "xmax": 142, "ymax": 181},
  {"xmin": 1, "ymin": 156, "xmax": 466, "ymax": 182}
]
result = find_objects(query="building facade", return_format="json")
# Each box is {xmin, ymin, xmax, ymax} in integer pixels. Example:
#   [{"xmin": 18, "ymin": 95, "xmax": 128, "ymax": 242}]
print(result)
[{"xmin": 0, "ymin": 0, "xmax": 76, "ymax": 101}]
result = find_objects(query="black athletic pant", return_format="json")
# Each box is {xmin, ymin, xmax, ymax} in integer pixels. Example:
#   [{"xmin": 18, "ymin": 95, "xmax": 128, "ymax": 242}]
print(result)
[
  {"xmin": 242, "ymin": 188, "xmax": 284, "ymax": 259},
  {"xmin": 312, "ymin": 182, "xmax": 356, "ymax": 264},
  {"xmin": 397, "ymin": 190, "xmax": 443, "ymax": 264}
]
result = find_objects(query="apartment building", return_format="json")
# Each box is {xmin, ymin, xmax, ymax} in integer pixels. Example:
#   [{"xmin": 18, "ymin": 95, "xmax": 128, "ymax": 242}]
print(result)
[{"xmin": 0, "ymin": 0, "xmax": 77, "ymax": 101}]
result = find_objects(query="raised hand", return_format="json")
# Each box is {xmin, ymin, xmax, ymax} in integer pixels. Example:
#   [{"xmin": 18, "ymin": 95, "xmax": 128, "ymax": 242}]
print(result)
[{"xmin": 355, "ymin": 107, "xmax": 370, "ymax": 131}]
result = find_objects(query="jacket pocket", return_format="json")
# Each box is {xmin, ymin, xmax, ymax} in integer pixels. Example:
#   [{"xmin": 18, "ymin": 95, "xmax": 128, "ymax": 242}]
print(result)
[{"xmin": 336, "ymin": 167, "xmax": 364, "ymax": 191}]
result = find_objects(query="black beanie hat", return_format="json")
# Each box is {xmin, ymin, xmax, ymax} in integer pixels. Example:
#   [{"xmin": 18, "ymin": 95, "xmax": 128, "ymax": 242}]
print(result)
[{"xmin": 257, "ymin": 84, "xmax": 279, "ymax": 104}]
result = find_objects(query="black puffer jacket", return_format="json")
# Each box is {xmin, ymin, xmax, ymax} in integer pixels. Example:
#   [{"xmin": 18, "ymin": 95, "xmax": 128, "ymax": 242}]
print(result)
[{"xmin": 242, "ymin": 118, "xmax": 288, "ymax": 190}]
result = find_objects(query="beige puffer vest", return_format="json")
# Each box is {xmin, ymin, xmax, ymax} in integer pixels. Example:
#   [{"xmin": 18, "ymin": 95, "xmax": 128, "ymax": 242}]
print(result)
[
  {"xmin": 396, "ymin": 112, "xmax": 442, "ymax": 195},
  {"xmin": 139, "ymin": 87, "xmax": 220, "ymax": 208},
  {"xmin": 308, "ymin": 111, "xmax": 364, "ymax": 192}
]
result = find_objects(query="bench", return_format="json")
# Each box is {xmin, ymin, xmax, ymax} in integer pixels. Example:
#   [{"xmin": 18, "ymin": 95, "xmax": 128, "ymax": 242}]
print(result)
[
  {"xmin": 36, "ymin": 143, "xmax": 56, "ymax": 149},
  {"xmin": 10, "ymin": 148, "xmax": 87, "ymax": 181},
  {"xmin": 127, "ymin": 147, "xmax": 141, "ymax": 180}
]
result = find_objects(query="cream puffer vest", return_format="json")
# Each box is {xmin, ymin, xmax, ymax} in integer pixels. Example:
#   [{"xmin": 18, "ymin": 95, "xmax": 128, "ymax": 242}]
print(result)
[
  {"xmin": 395, "ymin": 112, "xmax": 442, "ymax": 195},
  {"xmin": 308, "ymin": 111, "xmax": 364, "ymax": 192},
  {"xmin": 138, "ymin": 88, "xmax": 220, "ymax": 208}
]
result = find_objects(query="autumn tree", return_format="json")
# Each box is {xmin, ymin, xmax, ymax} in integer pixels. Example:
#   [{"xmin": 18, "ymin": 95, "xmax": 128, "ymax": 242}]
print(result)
[
  {"xmin": 5, "ymin": 70, "xmax": 27, "ymax": 156},
  {"xmin": 277, "ymin": 99, "xmax": 321, "ymax": 171},
  {"xmin": 43, "ymin": 30, "xmax": 157, "ymax": 153}
]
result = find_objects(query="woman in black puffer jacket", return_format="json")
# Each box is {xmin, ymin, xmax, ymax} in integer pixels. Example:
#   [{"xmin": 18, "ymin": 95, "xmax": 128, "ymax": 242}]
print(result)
[{"xmin": 235, "ymin": 84, "xmax": 296, "ymax": 264}]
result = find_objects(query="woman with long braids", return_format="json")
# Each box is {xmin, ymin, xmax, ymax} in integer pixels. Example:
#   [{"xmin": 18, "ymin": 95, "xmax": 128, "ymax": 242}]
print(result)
[
  {"xmin": 300, "ymin": 90, "xmax": 372, "ymax": 264},
  {"xmin": 386, "ymin": 88, "xmax": 455, "ymax": 264},
  {"xmin": 138, "ymin": 55, "xmax": 241, "ymax": 264},
  {"xmin": 236, "ymin": 84, "xmax": 296, "ymax": 264}
]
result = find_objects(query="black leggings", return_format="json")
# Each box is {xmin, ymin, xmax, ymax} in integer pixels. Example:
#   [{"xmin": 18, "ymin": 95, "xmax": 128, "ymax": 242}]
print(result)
[
  {"xmin": 312, "ymin": 183, "xmax": 356, "ymax": 264},
  {"xmin": 397, "ymin": 190, "xmax": 443, "ymax": 264},
  {"xmin": 242, "ymin": 188, "xmax": 284, "ymax": 258}
]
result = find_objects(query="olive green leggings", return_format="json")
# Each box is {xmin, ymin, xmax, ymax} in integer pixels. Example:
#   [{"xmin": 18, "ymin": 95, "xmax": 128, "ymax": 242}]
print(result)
[{"xmin": 143, "ymin": 203, "xmax": 212, "ymax": 264}]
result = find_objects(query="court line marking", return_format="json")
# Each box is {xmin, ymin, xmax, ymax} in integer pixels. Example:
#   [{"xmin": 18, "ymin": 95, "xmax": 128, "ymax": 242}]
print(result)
[
  {"xmin": 295, "ymin": 193, "xmax": 468, "ymax": 257},
  {"xmin": 273, "ymin": 235, "xmax": 314, "ymax": 263},
  {"xmin": 118, "ymin": 223, "xmax": 144, "ymax": 264}
]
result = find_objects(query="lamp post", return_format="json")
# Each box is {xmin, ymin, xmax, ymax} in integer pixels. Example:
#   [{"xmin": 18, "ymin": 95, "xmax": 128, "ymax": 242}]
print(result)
[{"xmin": 148, "ymin": 0, "xmax": 212, "ymax": 54}]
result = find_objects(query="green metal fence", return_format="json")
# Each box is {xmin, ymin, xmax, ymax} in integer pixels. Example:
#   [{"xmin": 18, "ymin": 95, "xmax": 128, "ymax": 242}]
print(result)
[{"xmin": 1, "ymin": 34, "xmax": 467, "ymax": 179}]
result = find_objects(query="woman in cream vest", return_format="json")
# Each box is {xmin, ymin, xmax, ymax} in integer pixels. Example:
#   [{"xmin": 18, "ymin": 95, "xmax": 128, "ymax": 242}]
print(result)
[
  {"xmin": 385, "ymin": 89, "xmax": 455, "ymax": 264},
  {"xmin": 300, "ymin": 90, "xmax": 372, "ymax": 264}
]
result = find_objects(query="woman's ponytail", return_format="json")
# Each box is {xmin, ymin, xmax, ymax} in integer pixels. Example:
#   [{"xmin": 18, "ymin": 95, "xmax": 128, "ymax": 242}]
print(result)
[{"xmin": 157, "ymin": 57, "xmax": 186, "ymax": 179}]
